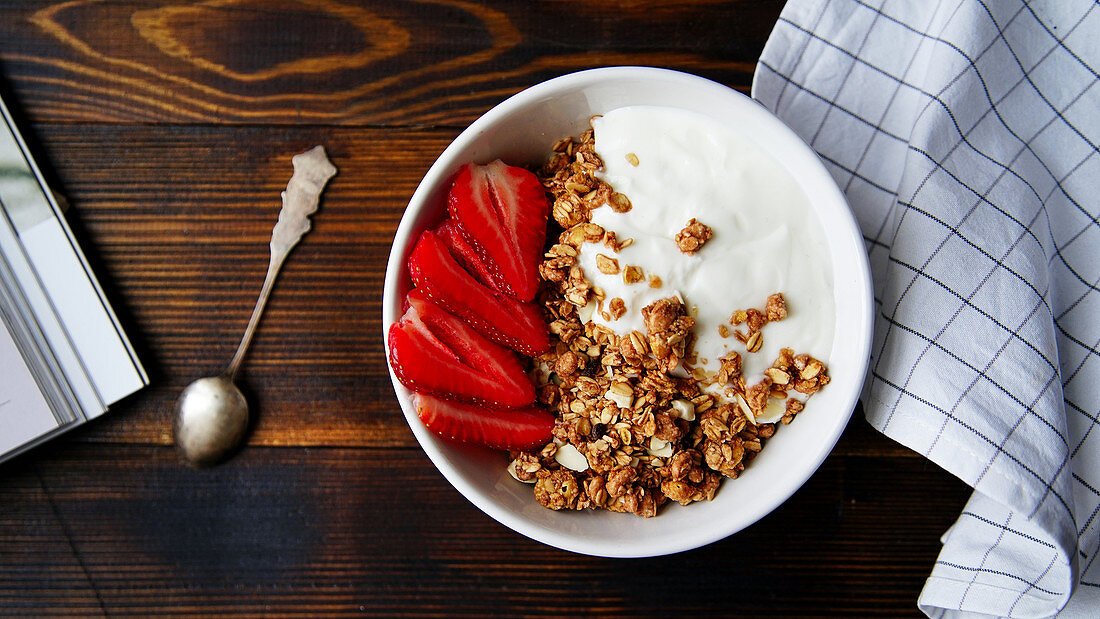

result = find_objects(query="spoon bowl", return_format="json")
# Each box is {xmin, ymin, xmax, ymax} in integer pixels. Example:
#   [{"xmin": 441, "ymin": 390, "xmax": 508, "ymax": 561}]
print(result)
[{"xmin": 175, "ymin": 375, "xmax": 249, "ymax": 466}]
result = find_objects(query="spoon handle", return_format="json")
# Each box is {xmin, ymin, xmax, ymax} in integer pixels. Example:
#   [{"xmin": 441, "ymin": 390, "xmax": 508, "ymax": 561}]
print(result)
[{"xmin": 225, "ymin": 146, "xmax": 338, "ymax": 380}]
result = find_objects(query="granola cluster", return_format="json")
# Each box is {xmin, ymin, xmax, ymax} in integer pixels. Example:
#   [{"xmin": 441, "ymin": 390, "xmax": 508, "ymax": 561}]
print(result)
[
  {"xmin": 542, "ymin": 128, "xmax": 630, "ymax": 228},
  {"xmin": 510, "ymin": 123, "xmax": 831, "ymax": 517},
  {"xmin": 675, "ymin": 218, "xmax": 713, "ymax": 255}
]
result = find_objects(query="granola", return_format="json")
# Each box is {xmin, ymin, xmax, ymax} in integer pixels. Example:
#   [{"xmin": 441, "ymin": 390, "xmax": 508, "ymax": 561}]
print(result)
[
  {"xmin": 509, "ymin": 122, "xmax": 831, "ymax": 517},
  {"xmin": 674, "ymin": 218, "xmax": 713, "ymax": 255}
]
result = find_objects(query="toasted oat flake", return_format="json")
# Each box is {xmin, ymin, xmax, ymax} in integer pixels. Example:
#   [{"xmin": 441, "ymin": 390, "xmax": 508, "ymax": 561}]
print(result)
[
  {"xmin": 625, "ymin": 152, "xmax": 640, "ymax": 166},
  {"xmin": 609, "ymin": 192, "xmax": 633, "ymax": 213},
  {"xmin": 802, "ymin": 360, "xmax": 823, "ymax": 379},
  {"xmin": 596, "ymin": 254, "xmax": 620, "ymax": 275},
  {"xmin": 582, "ymin": 223, "xmax": 605, "ymax": 242},
  {"xmin": 746, "ymin": 331, "xmax": 763, "ymax": 353},
  {"xmin": 565, "ymin": 180, "xmax": 592, "ymax": 194},
  {"xmin": 608, "ymin": 297, "xmax": 626, "ymax": 320},
  {"xmin": 623, "ymin": 265, "xmax": 645, "ymax": 284}
]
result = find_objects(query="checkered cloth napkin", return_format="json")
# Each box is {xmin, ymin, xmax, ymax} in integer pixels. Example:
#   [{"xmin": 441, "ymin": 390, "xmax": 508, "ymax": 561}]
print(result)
[{"xmin": 752, "ymin": 1, "xmax": 1100, "ymax": 617}]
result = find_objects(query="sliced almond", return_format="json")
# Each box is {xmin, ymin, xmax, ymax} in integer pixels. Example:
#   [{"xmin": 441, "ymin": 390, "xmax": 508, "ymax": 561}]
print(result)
[
  {"xmin": 646, "ymin": 437, "xmax": 674, "ymax": 458},
  {"xmin": 736, "ymin": 393, "xmax": 757, "ymax": 426},
  {"xmin": 577, "ymin": 299, "xmax": 598, "ymax": 323},
  {"xmin": 764, "ymin": 368, "xmax": 790, "ymax": 385},
  {"xmin": 606, "ymin": 382, "xmax": 633, "ymax": 409},
  {"xmin": 802, "ymin": 361, "xmax": 824, "ymax": 379},
  {"xmin": 670, "ymin": 399, "xmax": 696, "ymax": 421},
  {"xmin": 554, "ymin": 443, "xmax": 590, "ymax": 472}
]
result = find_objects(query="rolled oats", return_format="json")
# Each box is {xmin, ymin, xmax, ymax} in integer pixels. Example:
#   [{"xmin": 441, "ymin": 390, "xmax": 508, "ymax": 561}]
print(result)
[
  {"xmin": 609, "ymin": 192, "xmax": 633, "ymax": 213},
  {"xmin": 746, "ymin": 331, "xmax": 763, "ymax": 353},
  {"xmin": 608, "ymin": 297, "xmax": 626, "ymax": 320},
  {"xmin": 596, "ymin": 254, "xmax": 620, "ymax": 275},
  {"xmin": 623, "ymin": 265, "xmax": 645, "ymax": 284}
]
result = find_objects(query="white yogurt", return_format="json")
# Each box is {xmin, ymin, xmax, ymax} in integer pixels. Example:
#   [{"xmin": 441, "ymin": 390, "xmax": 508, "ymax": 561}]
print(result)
[{"xmin": 577, "ymin": 106, "xmax": 834, "ymax": 420}]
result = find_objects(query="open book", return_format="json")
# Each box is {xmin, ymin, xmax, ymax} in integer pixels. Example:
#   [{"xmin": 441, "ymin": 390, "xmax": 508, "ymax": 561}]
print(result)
[{"xmin": 0, "ymin": 95, "xmax": 146, "ymax": 463}]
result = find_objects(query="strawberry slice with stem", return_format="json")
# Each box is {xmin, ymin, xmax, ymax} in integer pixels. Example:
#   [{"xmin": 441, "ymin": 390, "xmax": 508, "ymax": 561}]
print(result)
[
  {"xmin": 412, "ymin": 393, "xmax": 554, "ymax": 451},
  {"xmin": 388, "ymin": 289, "xmax": 534, "ymax": 408},
  {"xmin": 434, "ymin": 217, "xmax": 499, "ymax": 291},
  {"xmin": 448, "ymin": 160, "xmax": 549, "ymax": 302},
  {"xmin": 408, "ymin": 229, "xmax": 549, "ymax": 356}
]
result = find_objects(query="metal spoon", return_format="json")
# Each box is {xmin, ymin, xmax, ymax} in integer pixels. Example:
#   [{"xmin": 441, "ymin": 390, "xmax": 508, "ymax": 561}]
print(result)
[{"xmin": 174, "ymin": 146, "xmax": 337, "ymax": 467}]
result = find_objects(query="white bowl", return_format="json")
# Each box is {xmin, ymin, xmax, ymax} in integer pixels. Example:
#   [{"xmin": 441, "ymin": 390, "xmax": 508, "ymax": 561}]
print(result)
[{"xmin": 382, "ymin": 67, "xmax": 873, "ymax": 557}]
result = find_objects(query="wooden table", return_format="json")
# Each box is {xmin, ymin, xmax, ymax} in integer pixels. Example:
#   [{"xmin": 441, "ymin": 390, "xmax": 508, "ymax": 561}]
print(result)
[{"xmin": 0, "ymin": 1, "xmax": 970, "ymax": 615}]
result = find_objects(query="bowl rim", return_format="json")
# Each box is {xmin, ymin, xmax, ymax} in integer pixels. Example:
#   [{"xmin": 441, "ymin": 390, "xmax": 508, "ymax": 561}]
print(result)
[{"xmin": 382, "ymin": 66, "xmax": 874, "ymax": 557}]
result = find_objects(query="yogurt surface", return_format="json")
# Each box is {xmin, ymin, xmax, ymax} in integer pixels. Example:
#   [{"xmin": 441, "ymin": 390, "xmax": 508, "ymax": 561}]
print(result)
[{"xmin": 576, "ymin": 106, "xmax": 835, "ymax": 421}]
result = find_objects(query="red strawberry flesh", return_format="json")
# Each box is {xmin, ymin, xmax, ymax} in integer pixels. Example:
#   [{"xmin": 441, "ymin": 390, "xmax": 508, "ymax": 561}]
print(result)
[
  {"xmin": 388, "ymin": 289, "xmax": 534, "ymax": 408},
  {"xmin": 434, "ymin": 218, "xmax": 499, "ymax": 292},
  {"xmin": 408, "ymin": 229, "xmax": 549, "ymax": 356},
  {"xmin": 448, "ymin": 160, "xmax": 549, "ymax": 302},
  {"xmin": 412, "ymin": 393, "xmax": 554, "ymax": 451}
]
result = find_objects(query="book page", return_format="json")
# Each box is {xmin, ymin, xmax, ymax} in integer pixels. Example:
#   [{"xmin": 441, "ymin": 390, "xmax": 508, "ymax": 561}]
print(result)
[
  {"xmin": 0, "ymin": 95, "xmax": 145, "ymax": 421},
  {"xmin": 0, "ymin": 317, "xmax": 58, "ymax": 454},
  {"xmin": 22, "ymin": 221, "xmax": 146, "ymax": 408}
]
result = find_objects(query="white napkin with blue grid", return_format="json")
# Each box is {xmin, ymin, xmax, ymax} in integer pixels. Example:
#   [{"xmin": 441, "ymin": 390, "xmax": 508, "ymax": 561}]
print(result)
[{"xmin": 753, "ymin": 1, "xmax": 1100, "ymax": 616}]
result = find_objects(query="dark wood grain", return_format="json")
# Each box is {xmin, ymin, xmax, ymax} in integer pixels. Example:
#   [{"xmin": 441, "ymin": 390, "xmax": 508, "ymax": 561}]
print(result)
[
  {"xmin": 1, "ymin": 444, "xmax": 968, "ymax": 616},
  {"xmin": 0, "ymin": 0, "xmax": 779, "ymax": 127},
  {"xmin": 0, "ymin": 1, "xmax": 970, "ymax": 615}
]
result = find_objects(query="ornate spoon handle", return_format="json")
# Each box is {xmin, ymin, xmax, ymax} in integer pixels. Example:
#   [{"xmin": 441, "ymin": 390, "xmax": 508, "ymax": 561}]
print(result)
[{"xmin": 225, "ymin": 146, "xmax": 337, "ymax": 380}]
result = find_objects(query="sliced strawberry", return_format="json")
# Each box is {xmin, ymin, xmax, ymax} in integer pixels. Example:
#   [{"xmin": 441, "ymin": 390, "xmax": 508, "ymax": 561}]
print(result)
[
  {"xmin": 448, "ymin": 160, "xmax": 549, "ymax": 302},
  {"xmin": 412, "ymin": 393, "xmax": 554, "ymax": 451},
  {"xmin": 388, "ymin": 289, "xmax": 534, "ymax": 408},
  {"xmin": 434, "ymin": 218, "xmax": 499, "ymax": 291},
  {"xmin": 408, "ymin": 229, "xmax": 549, "ymax": 356}
]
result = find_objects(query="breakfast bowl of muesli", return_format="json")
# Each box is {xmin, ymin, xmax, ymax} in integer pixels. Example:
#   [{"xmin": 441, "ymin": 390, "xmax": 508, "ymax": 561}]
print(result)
[{"xmin": 382, "ymin": 67, "xmax": 873, "ymax": 557}]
